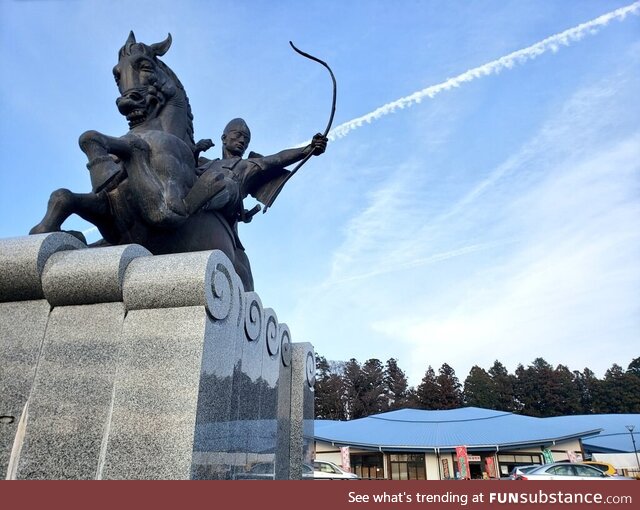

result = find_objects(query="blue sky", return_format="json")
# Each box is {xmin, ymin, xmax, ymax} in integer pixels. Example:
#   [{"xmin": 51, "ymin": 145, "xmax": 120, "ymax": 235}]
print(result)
[{"xmin": 1, "ymin": 1, "xmax": 638, "ymax": 386}]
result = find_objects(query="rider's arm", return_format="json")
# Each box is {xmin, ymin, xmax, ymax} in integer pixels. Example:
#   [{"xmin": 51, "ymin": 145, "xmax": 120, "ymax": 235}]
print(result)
[{"xmin": 257, "ymin": 133, "xmax": 327, "ymax": 169}]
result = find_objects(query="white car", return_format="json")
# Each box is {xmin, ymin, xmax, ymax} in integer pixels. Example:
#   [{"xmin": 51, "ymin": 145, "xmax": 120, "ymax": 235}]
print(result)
[
  {"xmin": 313, "ymin": 460, "xmax": 359, "ymax": 479},
  {"xmin": 516, "ymin": 462, "xmax": 633, "ymax": 480}
]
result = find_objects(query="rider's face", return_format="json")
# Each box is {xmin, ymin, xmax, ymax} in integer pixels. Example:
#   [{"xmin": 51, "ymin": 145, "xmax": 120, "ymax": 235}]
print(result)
[{"xmin": 223, "ymin": 130, "xmax": 250, "ymax": 157}]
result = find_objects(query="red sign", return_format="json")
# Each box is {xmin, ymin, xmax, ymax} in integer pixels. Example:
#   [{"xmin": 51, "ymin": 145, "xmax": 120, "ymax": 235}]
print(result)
[
  {"xmin": 456, "ymin": 446, "xmax": 470, "ymax": 479},
  {"xmin": 340, "ymin": 446, "xmax": 351, "ymax": 472},
  {"xmin": 485, "ymin": 456, "xmax": 497, "ymax": 478}
]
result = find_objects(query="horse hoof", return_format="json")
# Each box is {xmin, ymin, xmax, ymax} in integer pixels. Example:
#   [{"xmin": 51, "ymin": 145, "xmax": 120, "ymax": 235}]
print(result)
[{"xmin": 29, "ymin": 224, "xmax": 50, "ymax": 235}]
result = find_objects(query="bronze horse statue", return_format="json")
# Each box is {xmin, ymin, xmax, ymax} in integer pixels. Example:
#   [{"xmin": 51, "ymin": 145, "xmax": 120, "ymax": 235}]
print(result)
[{"xmin": 30, "ymin": 33, "xmax": 259, "ymax": 290}]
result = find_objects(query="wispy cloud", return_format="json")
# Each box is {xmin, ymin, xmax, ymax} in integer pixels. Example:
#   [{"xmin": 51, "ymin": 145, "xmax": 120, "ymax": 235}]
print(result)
[
  {"xmin": 327, "ymin": 2, "xmax": 640, "ymax": 141},
  {"xmin": 293, "ymin": 45, "xmax": 640, "ymax": 381},
  {"xmin": 325, "ymin": 240, "xmax": 516, "ymax": 286}
]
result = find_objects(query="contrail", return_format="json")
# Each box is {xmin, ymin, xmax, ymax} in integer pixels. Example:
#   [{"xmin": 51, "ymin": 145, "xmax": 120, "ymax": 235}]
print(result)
[
  {"xmin": 328, "ymin": 2, "xmax": 640, "ymax": 141},
  {"xmin": 83, "ymin": 226, "xmax": 98, "ymax": 236}
]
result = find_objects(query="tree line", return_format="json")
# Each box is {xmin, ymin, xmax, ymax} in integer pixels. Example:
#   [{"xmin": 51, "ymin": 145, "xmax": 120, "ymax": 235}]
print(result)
[{"xmin": 314, "ymin": 355, "xmax": 640, "ymax": 420}]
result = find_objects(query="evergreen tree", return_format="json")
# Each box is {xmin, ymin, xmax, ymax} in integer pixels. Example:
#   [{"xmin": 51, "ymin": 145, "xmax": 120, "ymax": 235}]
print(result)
[
  {"xmin": 384, "ymin": 358, "xmax": 409, "ymax": 411},
  {"xmin": 515, "ymin": 359, "xmax": 586, "ymax": 416},
  {"xmin": 360, "ymin": 358, "xmax": 387, "ymax": 416},
  {"xmin": 463, "ymin": 366, "xmax": 497, "ymax": 409},
  {"xmin": 572, "ymin": 368, "xmax": 600, "ymax": 414},
  {"xmin": 514, "ymin": 358, "xmax": 555, "ymax": 417},
  {"xmin": 415, "ymin": 366, "xmax": 440, "ymax": 409},
  {"xmin": 436, "ymin": 363, "xmax": 463, "ymax": 409},
  {"xmin": 596, "ymin": 363, "xmax": 640, "ymax": 413},
  {"xmin": 627, "ymin": 357, "xmax": 640, "ymax": 378},
  {"xmin": 488, "ymin": 360, "xmax": 518, "ymax": 412},
  {"xmin": 405, "ymin": 386, "xmax": 419, "ymax": 408},
  {"xmin": 314, "ymin": 355, "xmax": 346, "ymax": 420},
  {"xmin": 547, "ymin": 364, "xmax": 582, "ymax": 416},
  {"xmin": 342, "ymin": 358, "xmax": 367, "ymax": 419}
]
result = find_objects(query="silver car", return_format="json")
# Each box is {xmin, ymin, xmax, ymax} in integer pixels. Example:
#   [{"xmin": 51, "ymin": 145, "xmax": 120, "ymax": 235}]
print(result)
[
  {"xmin": 515, "ymin": 462, "xmax": 633, "ymax": 480},
  {"xmin": 509, "ymin": 464, "xmax": 539, "ymax": 479},
  {"xmin": 313, "ymin": 460, "xmax": 359, "ymax": 479}
]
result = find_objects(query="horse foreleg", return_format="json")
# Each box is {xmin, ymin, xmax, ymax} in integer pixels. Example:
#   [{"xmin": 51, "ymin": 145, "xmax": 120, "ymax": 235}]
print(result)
[
  {"xmin": 30, "ymin": 189, "xmax": 112, "ymax": 241},
  {"xmin": 30, "ymin": 188, "xmax": 79, "ymax": 234}
]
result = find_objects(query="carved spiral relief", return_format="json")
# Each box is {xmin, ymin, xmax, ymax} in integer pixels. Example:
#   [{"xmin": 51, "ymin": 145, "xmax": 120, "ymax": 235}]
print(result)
[
  {"xmin": 208, "ymin": 261, "xmax": 233, "ymax": 320},
  {"xmin": 265, "ymin": 310, "xmax": 279, "ymax": 357},
  {"xmin": 306, "ymin": 351, "xmax": 316, "ymax": 388},
  {"xmin": 244, "ymin": 293, "xmax": 263, "ymax": 342},
  {"xmin": 279, "ymin": 325, "xmax": 292, "ymax": 367}
]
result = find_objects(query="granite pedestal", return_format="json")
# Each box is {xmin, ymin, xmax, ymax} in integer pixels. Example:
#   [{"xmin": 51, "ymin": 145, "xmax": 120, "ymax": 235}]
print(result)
[{"xmin": 0, "ymin": 233, "xmax": 314, "ymax": 479}]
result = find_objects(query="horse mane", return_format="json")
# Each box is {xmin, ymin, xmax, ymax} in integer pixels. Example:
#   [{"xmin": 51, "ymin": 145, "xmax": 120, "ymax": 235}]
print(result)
[{"xmin": 155, "ymin": 58, "xmax": 196, "ymax": 150}]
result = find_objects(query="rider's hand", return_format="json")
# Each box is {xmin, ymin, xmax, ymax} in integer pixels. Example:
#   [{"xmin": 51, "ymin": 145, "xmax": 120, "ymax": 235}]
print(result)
[{"xmin": 310, "ymin": 133, "xmax": 328, "ymax": 155}]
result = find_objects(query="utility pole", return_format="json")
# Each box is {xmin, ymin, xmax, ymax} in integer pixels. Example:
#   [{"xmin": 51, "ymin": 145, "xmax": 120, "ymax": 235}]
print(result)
[{"xmin": 625, "ymin": 425, "xmax": 640, "ymax": 475}]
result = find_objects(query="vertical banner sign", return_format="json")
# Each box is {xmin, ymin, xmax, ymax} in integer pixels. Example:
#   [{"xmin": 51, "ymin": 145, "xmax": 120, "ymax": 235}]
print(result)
[
  {"xmin": 340, "ymin": 446, "xmax": 351, "ymax": 472},
  {"xmin": 456, "ymin": 446, "xmax": 470, "ymax": 480},
  {"xmin": 485, "ymin": 456, "xmax": 497, "ymax": 478},
  {"xmin": 567, "ymin": 450, "xmax": 577, "ymax": 463},
  {"xmin": 542, "ymin": 448, "xmax": 554, "ymax": 464},
  {"xmin": 441, "ymin": 458, "xmax": 450, "ymax": 479}
]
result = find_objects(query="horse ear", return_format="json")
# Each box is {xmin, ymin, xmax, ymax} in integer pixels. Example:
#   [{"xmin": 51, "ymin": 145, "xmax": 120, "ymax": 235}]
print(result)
[
  {"xmin": 150, "ymin": 33, "xmax": 172, "ymax": 57},
  {"xmin": 125, "ymin": 31, "xmax": 136, "ymax": 45}
]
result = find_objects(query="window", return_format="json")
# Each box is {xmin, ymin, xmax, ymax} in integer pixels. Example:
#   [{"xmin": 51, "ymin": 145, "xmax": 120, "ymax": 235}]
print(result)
[
  {"xmin": 314, "ymin": 461, "xmax": 340, "ymax": 474},
  {"xmin": 548, "ymin": 465, "xmax": 573, "ymax": 476},
  {"xmin": 351, "ymin": 453, "xmax": 384, "ymax": 479},
  {"xmin": 388, "ymin": 454, "xmax": 426, "ymax": 480},
  {"xmin": 498, "ymin": 453, "xmax": 542, "ymax": 476},
  {"xmin": 574, "ymin": 465, "xmax": 605, "ymax": 478}
]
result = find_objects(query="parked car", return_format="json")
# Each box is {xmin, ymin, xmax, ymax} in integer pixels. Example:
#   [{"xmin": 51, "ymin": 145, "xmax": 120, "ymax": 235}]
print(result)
[
  {"xmin": 233, "ymin": 462, "xmax": 275, "ymax": 479},
  {"xmin": 509, "ymin": 464, "xmax": 539, "ymax": 480},
  {"xmin": 583, "ymin": 461, "xmax": 617, "ymax": 476},
  {"xmin": 235, "ymin": 462, "xmax": 321, "ymax": 479},
  {"xmin": 313, "ymin": 460, "xmax": 359, "ymax": 479},
  {"xmin": 515, "ymin": 462, "xmax": 633, "ymax": 480}
]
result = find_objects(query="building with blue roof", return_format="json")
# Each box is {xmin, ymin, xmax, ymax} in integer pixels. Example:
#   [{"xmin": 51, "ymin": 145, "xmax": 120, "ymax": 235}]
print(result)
[{"xmin": 314, "ymin": 407, "xmax": 640, "ymax": 480}]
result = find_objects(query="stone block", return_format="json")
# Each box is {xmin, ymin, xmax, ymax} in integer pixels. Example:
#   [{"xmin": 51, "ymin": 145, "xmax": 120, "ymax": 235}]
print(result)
[
  {"xmin": 289, "ymin": 343, "xmax": 315, "ymax": 479},
  {"xmin": 9, "ymin": 303, "xmax": 125, "ymax": 479},
  {"xmin": 99, "ymin": 306, "xmax": 207, "ymax": 479},
  {"xmin": 0, "ymin": 233, "xmax": 85, "ymax": 302},
  {"xmin": 0, "ymin": 300, "xmax": 50, "ymax": 479}
]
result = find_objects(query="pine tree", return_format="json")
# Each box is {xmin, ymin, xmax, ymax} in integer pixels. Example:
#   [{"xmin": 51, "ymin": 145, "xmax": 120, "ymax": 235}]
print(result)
[
  {"xmin": 572, "ymin": 368, "xmax": 599, "ymax": 414},
  {"xmin": 436, "ymin": 363, "xmax": 463, "ymax": 409},
  {"xmin": 360, "ymin": 358, "xmax": 387, "ymax": 416},
  {"xmin": 384, "ymin": 358, "xmax": 409, "ymax": 411},
  {"xmin": 547, "ymin": 364, "xmax": 582, "ymax": 416},
  {"xmin": 488, "ymin": 360, "xmax": 517, "ymax": 412},
  {"xmin": 415, "ymin": 366, "xmax": 440, "ymax": 409},
  {"xmin": 627, "ymin": 357, "xmax": 640, "ymax": 378},
  {"xmin": 342, "ymin": 358, "xmax": 365, "ymax": 419},
  {"xmin": 515, "ymin": 358, "xmax": 555, "ymax": 417},
  {"xmin": 463, "ymin": 366, "xmax": 497, "ymax": 409},
  {"xmin": 596, "ymin": 363, "xmax": 640, "ymax": 413},
  {"xmin": 314, "ymin": 355, "xmax": 346, "ymax": 420}
]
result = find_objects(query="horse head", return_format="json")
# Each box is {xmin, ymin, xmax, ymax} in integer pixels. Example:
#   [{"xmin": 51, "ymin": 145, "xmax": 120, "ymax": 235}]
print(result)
[{"xmin": 114, "ymin": 32, "xmax": 181, "ymax": 129}]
